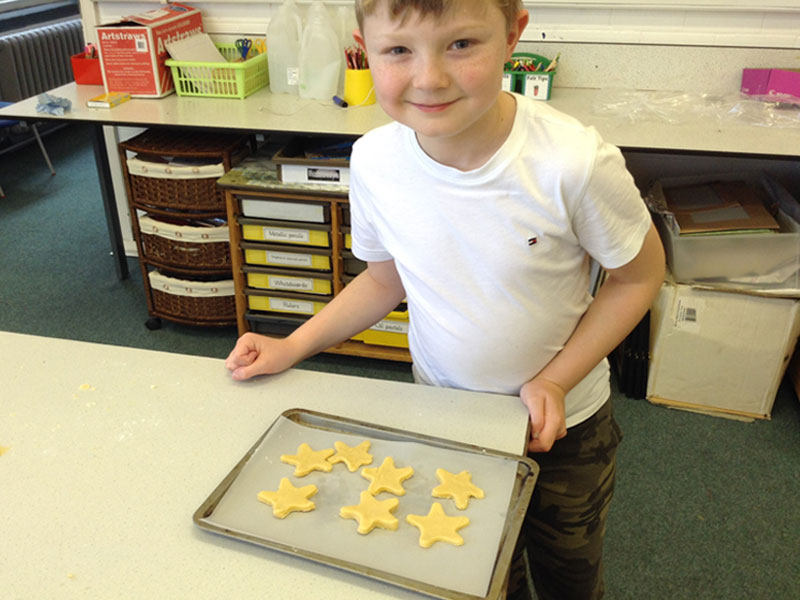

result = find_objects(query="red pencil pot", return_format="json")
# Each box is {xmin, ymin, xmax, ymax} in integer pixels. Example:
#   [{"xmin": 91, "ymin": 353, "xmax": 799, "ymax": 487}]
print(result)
[{"xmin": 71, "ymin": 53, "xmax": 103, "ymax": 85}]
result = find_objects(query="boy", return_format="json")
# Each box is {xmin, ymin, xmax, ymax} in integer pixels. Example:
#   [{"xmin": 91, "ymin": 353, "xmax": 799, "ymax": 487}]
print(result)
[{"xmin": 227, "ymin": 0, "xmax": 665, "ymax": 597}]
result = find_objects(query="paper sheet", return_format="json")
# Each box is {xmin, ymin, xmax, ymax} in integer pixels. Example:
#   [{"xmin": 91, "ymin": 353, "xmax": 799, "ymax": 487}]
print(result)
[{"xmin": 204, "ymin": 416, "xmax": 521, "ymax": 597}]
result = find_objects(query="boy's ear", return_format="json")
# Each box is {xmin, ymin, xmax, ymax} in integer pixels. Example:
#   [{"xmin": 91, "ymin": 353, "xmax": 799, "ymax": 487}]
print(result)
[
  {"xmin": 353, "ymin": 28, "xmax": 366, "ymax": 49},
  {"xmin": 506, "ymin": 10, "xmax": 530, "ymax": 59}
]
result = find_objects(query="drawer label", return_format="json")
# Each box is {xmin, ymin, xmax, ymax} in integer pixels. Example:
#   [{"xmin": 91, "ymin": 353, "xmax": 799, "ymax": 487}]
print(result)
[
  {"xmin": 371, "ymin": 320, "xmax": 409, "ymax": 334},
  {"xmin": 266, "ymin": 251, "xmax": 313, "ymax": 267},
  {"xmin": 262, "ymin": 226, "xmax": 310, "ymax": 244},
  {"xmin": 269, "ymin": 297, "xmax": 314, "ymax": 314},
  {"xmin": 268, "ymin": 275, "xmax": 314, "ymax": 292}
]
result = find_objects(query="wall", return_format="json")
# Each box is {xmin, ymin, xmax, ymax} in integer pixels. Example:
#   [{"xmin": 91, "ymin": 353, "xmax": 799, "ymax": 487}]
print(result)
[
  {"xmin": 79, "ymin": 0, "xmax": 800, "ymax": 92},
  {"xmin": 76, "ymin": 0, "xmax": 800, "ymax": 253}
]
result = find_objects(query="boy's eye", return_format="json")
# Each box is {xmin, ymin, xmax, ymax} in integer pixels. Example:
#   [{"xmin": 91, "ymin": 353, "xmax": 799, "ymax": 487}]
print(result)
[
  {"xmin": 387, "ymin": 46, "xmax": 410, "ymax": 56},
  {"xmin": 451, "ymin": 39, "xmax": 471, "ymax": 50}
]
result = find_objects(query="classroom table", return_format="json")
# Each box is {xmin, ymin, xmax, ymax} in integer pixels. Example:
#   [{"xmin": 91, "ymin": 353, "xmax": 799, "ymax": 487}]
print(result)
[
  {"xmin": 1, "ymin": 83, "xmax": 798, "ymax": 280},
  {"xmin": 0, "ymin": 331, "xmax": 530, "ymax": 599}
]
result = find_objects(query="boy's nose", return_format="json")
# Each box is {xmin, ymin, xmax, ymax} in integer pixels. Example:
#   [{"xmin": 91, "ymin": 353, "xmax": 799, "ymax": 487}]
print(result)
[{"xmin": 412, "ymin": 56, "xmax": 449, "ymax": 90}]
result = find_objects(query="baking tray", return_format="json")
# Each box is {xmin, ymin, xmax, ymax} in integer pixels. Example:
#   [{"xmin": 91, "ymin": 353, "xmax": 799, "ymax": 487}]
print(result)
[{"xmin": 194, "ymin": 409, "xmax": 538, "ymax": 599}]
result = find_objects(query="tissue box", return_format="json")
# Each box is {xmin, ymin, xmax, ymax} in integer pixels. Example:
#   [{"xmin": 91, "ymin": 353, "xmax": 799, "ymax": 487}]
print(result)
[
  {"xmin": 741, "ymin": 68, "xmax": 800, "ymax": 101},
  {"xmin": 96, "ymin": 3, "xmax": 203, "ymax": 98}
]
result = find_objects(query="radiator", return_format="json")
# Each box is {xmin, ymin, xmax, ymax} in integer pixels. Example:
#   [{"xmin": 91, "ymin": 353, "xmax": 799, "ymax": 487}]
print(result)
[{"xmin": 0, "ymin": 17, "xmax": 84, "ymax": 102}]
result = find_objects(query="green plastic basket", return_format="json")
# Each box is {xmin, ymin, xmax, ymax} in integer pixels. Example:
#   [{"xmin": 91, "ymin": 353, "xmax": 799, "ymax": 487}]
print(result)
[
  {"xmin": 165, "ymin": 43, "xmax": 269, "ymax": 99},
  {"xmin": 503, "ymin": 52, "xmax": 557, "ymax": 100}
]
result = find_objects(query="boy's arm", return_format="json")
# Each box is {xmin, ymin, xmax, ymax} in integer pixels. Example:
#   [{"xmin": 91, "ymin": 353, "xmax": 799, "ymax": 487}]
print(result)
[
  {"xmin": 226, "ymin": 259, "xmax": 406, "ymax": 381},
  {"xmin": 521, "ymin": 223, "xmax": 666, "ymax": 452}
]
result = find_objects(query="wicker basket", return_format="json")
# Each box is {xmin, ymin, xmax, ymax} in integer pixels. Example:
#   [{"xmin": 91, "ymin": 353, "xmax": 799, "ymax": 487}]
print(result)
[
  {"xmin": 127, "ymin": 160, "xmax": 226, "ymax": 211},
  {"xmin": 139, "ymin": 215, "xmax": 231, "ymax": 269},
  {"xmin": 121, "ymin": 129, "xmax": 250, "ymax": 212},
  {"xmin": 148, "ymin": 270, "xmax": 236, "ymax": 324},
  {"xmin": 151, "ymin": 290, "xmax": 236, "ymax": 323}
]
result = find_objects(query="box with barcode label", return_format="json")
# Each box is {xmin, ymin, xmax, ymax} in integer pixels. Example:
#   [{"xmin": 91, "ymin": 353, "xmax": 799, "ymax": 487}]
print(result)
[
  {"xmin": 647, "ymin": 275, "xmax": 800, "ymax": 419},
  {"xmin": 97, "ymin": 3, "xmax": 203, "ymax": 97}
]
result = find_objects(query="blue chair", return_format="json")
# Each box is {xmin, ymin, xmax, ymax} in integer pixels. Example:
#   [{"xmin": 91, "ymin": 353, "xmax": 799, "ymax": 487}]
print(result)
[{"xmin": 0, "ymin": 100, "xmax": 56, "ymax": 197}]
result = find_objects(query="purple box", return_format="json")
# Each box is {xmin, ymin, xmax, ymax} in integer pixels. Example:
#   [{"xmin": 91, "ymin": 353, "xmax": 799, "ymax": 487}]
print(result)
[{"xmin": 741, "ymin": 68, "xmax": 800, "ymax": 101}]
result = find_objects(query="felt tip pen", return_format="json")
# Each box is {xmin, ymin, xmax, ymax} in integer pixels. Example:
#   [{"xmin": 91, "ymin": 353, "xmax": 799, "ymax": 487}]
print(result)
[{"xmin": 333, "ymin": 96, "xmax": 348, "ymax": 108}]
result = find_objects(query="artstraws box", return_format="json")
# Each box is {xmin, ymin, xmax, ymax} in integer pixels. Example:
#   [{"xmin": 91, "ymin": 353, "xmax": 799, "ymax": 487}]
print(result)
[
  {"xmin": 97, "ymin": 3, "xmax": 203, "ymax": 98},
  {"xmin": 646, "ymin": 274, "xmax": 800, "ymax": 420}
]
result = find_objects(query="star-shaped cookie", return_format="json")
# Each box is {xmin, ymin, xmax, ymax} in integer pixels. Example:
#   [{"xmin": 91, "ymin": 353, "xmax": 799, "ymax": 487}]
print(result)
[
  {"xmin": 257, "ymin": 477, "xmax": 318, "ymax": 518},
  {"xmin": 406, "ymin": 502, "xmax": 470, "ymax": 548},
  {"xmin": 280, "ymin": 442, "xmax": 335, "ymax": 476},
  {"xmin": 328, "ymin": 440, "xmax": 374, "ymax": 472},
  {"xmin": 339, "ymin": 490, "xmax": 400, "ymax": 534},
  {"xmin": 431, "ymin": 468, "xmax": 485, "ymax": 510},
  {"xmin": 360, "ymin": 456, "xmax": 414, "ymax": 496}
]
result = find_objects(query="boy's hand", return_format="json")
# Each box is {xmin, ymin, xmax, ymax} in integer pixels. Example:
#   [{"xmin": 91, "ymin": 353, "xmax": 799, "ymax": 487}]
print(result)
[
  {"xmin": 520, "ymin": 377, "xmax": 567, "ymax": 453},
  {"xmin": 225, "ymin": 333, "xmax": 299, "ymax": 381}
]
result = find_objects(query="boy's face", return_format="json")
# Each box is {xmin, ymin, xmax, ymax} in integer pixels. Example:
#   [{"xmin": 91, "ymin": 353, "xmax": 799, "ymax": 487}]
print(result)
[{"xmin": 355, "ymin": 1, "xmax": 528, "ymax": 148}]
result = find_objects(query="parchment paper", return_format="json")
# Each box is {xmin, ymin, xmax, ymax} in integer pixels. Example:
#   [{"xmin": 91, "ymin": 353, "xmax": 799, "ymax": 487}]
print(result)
[{"xmin": 204, "ymin": 415, "xmax": 520, "ymax": 597}]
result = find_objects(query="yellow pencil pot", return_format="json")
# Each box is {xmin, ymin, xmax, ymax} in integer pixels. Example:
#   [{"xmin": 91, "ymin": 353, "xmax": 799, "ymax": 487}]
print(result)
[{"xmin": 344, "ymin": 69, "xmax": 376, "ymax": 106}]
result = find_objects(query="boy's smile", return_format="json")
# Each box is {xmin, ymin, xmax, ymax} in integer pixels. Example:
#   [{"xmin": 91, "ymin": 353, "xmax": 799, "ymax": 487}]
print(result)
[{"xmin": 355, "ymin": 1, "xmax": 529, "ymax": 170}]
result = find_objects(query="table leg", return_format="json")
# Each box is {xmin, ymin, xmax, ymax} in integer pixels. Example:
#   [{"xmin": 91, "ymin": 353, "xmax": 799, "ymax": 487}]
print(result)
[{"xmin": 91, "ymin": 123, "xmax": 128, "ymax": 280}]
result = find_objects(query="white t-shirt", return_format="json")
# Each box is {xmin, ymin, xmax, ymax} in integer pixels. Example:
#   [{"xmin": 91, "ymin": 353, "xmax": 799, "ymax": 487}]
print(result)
[{"xmin": 349, "ymin": 93, "xmax": 651, "ymax": 427}]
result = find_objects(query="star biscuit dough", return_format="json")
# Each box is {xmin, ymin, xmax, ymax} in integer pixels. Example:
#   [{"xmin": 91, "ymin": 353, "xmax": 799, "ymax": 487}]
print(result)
[
  {"xmin": 431, "ymin": 468, "xmax": 485, "ymax": 510},
  {"xmin": 257, "ymin": 477, "xmax": 318, "ymax": 518},
  {"xmin": 406, "ymin": 502, "xmax": 470, "ymax": 548},
  {"xmin": 339, "ymin": 490, "xmax": 400, "ymax": 534},
  {"xmin": 328, "ymin": 440, "xmax": 374, "ymax": 472},
  {"xmin": 280, "ymin": 442, "xmax": 335, "ymax": 477},
  {"xmin": 360, "ymin": 456, "xmax": 414, "ymax": 496}
]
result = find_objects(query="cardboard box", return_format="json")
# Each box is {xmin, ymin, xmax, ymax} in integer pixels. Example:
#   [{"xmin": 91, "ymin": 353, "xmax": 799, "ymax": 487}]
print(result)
[
  {"xmin": 97, "ymin": 3, "xmax": 203, "ymax": 98},
  {"xmin": 648, "ymin": 173, "xmax": 800, "ymax": 292},
  {"xmin": 647, "ymin": 276, "xmax": 800, "ymax": 419},
  {"xmin": 741, "ymin": 68, "xmax": 800, "ymax": 102}
]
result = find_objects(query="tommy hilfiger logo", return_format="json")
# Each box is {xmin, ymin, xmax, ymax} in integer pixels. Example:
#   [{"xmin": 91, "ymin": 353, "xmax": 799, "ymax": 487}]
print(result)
[{"xmin": 528, "ymin": 236, "xmax": 538, "ymax": 246}]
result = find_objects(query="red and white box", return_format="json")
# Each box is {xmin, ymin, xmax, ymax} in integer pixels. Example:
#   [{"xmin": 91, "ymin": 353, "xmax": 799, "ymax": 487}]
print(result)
[{"xmin": 96, "ymin": 3, "xmax": 203, "ymax": 98}]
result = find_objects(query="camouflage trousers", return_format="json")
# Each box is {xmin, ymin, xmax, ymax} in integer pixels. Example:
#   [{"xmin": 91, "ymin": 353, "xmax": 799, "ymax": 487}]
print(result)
[{"xmin": 506, "ymin": 398, "xmax": 622, "ymax": 600}]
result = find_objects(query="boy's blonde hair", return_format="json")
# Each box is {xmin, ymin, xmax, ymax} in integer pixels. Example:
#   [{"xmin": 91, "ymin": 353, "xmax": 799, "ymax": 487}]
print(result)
[{"xmin": 355, "ymin": 0, "xmax": 523, "ymax": 32}]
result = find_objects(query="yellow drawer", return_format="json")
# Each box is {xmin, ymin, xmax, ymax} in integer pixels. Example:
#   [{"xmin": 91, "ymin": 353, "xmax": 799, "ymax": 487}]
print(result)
[
  {"xmin": 242, "ymin": 242, "xmax": 332, "ymax": 271},
  {"xmin": 240, "ymin": 217, "xmax": 330, "ymax": 247},
  {"xmin": 352, "ymin": 317, "xmax": 409, "ymax": 348},
  {"xmin": 245, "ymin": 269, "xmax": 333, "ymax": 295},
  {"xmin": 248, "ymin": 292, "xmax": 328, "ymax": 316}
]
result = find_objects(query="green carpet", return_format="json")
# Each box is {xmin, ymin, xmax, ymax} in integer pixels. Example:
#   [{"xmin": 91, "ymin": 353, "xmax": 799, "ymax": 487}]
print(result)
[{"xmin": 2, "ymin": 123, "xmax": 798, "ymax": 599}]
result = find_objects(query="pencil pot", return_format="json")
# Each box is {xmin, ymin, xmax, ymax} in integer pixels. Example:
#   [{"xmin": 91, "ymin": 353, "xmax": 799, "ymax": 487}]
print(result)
[
  {"xmin": 71, "ymin": 53, "xmax": 103, "ymax": 85},
  {"xmin": 343, "ymin": 69, "xmax": 376, "ymax": 106},
  {"xmin": 505, "ymin": 52, "xmax": 557, "ymax": 101}
]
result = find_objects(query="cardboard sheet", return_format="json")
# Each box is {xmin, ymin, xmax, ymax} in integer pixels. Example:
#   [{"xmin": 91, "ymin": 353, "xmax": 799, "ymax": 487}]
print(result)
[{"xmin": 202, "ymin": 414, "xmax": 522, "ymax": 597}]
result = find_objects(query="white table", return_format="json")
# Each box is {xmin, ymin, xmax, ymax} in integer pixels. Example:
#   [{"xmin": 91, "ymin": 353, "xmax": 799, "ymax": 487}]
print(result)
[
  {"xmin": 2, "ymin": 83, "xmax": 796, "ymax": 280},
  {"xmin": 0, "ymin": 332, "xmax": 529, "ymax": 599}
]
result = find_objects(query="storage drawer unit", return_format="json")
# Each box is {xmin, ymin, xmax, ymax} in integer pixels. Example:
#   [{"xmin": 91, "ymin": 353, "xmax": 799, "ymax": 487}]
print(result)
[
  {"xmin": 120, "ymin": 128, "xmax": 250, "ymax": 329},
  {"xmin": 220, "ymin": 151, "xmax": 411, "ymax": 362}
]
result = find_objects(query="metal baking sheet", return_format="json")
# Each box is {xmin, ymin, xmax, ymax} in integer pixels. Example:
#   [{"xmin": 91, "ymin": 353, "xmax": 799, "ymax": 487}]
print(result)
[{"xmin": 194, "ymin": 409, "xmax": 538, "ymax": 599}]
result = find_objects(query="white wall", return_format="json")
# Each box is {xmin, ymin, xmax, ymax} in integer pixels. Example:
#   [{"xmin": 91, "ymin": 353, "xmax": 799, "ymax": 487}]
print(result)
[
  {"xmin": 77, "ymin": 0, "xmax": 800, "ymax": 253},
  {"xmin": 80, "ymin": 0, "xmax": 800, "ymax": 92}
]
